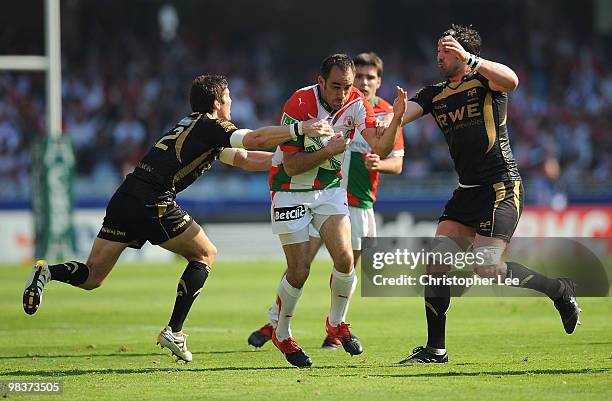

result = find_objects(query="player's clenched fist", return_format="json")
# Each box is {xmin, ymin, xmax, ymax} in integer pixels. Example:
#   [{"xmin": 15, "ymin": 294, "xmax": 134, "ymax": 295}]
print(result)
[
  {"xmin": 365, "ymin": 153, "xmax": 381, "ymax": 171},
  {"xmin": 323, "ymin": 133, "xmax": 347, "ymax": 156}
]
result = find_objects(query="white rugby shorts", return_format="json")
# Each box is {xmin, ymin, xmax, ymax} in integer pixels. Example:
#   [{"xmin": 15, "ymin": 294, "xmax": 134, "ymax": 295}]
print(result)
[
  {"xmin": 271, "ymin": 187, "xmax": 348, "ymax": 245},
  {"xmin": 309, "ymin": 205, "xmax": 376, "ymax": 250}
]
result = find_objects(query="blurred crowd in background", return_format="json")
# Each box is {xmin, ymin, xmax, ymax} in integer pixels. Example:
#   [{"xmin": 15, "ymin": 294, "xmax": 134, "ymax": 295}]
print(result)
[{"xmin": 1, "ymin": 0, "xmax": 610, "ymax": 205}]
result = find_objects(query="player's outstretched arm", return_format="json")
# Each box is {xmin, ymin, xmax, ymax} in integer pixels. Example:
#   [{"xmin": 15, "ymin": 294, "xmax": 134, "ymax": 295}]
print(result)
[
  {"xmin": 236, "ymin": 119, "xmax": 334, "ymax": 149},
  {"xmin": 361, "ymin": 86, "xmax": 407, "ymax": 158},
  {"xmin": 283, "ymin": 133, "xmax": 346, "ymax": 177},
  {"xmin": 439, "ymin": 35, "xmax": 519, "ymax": 92},
  {"xmin": 401, "ymin": 101, "xmax": 424, "ymax": 126},
  {"xmin": 219, "ymin": 148, "xmax": 273, "ymax": 172}
]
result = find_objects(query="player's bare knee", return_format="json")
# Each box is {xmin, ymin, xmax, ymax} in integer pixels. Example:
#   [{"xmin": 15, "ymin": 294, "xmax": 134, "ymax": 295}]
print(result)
[
  {"xmin": 210, "ymin": 243, "xmax": 218, "ymax": 258},
  {"xmin": 294, "ymin": 259, "xmax": 310, "ymax": 276},
  {"xmin": 286, "ymin": 263, "xmax": 310, "ymax": 288},
  {"xmin": 296, "ymin": 260, "xmax": 311, "ymax": 276},
  {"xmin": 200, "ymin": 243, "xmax": 217, "ymax": 265},
  {"xmin": 187, "ymin": 242, "xmax": 217, "ymax": 266},
  {"xmin": 295, "ymin": 269, "xmax": 310, "ymax": 285},
  {"xmin": 333, "ymin": 250, "xmax": 354, "ymax": 273},
  {"xmin": 472, "ymin": 245, "xmax": 505, "ymax": 278}
]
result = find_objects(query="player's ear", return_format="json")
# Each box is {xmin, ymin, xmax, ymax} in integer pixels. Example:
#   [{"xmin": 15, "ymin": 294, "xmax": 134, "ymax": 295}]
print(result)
[
  {"xmin": 317, "ymin": 75, "xmax": 325, "ymax": 88},
  {"xmin": 212, "ymin": 99, "xmax": 221, "ymax": 112},
  {"xmin": 376, "ymin": 76, "xmax": 382, "ymax": 90}
]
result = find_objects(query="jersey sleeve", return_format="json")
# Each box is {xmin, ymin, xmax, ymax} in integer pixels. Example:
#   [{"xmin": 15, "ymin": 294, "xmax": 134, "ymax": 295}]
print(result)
[
  {"xmin": 354, "ymin": 94, "xmax": 377, "ymax": 133},
  {"xmin": 204, "ymin": 118, "xmax": 238, "ymax": 148},
  {"xmin": 279, "ymin": 93, "xmax": 307, "ymax": 152},
  {"xmin": 387, "ymin": 128, "xmax": 405, "ymax": 158},
  {"xmin": 473, "ymin": 72, "xmax": 492, "ymax": 90},
  {"xmin": 363, "ymin": 98, "xmax": 377, "ymax": 129},
  {"xmin": 409, "ymin": 86, "xmax": 436, "ymax": 115}
]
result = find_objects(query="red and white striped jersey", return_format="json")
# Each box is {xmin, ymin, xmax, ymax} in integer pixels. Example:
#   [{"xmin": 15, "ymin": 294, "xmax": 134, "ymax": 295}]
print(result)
[{"xmin": 269, "ymin": 84, "xmax": 376, "ymax": 192}]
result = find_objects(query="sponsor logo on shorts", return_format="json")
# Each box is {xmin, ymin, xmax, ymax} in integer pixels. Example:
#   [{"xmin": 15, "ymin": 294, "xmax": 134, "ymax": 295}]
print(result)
[
  {"xmin": 274, "ymin": 205, "xmax": 306, "ymax": 222},
  {"xmin": 172, "ymin": 218, "xmax": 189, "ymax": 232},
  {"xmin": 479, "ymin": 220, "xmax": 491, "ymax": 230},
  {"xmin": 100, "ymin": 226, "xmax": 127, "ymax": 237}
]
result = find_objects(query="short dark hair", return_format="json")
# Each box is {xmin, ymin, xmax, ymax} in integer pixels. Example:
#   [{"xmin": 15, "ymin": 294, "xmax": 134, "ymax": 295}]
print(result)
[
  {"xmin": 189, "ymin": 74, "xmax": 228, "ymax": 113},
  {"xmin": 440, "ymin": 24, "xmax": 482, "ymax": 55},
  {"xmin": 353, "ymin": 52, "xmax": 383, "ymax": 78},
  {"xmin": 320, "ymin": 54, "xmax": 355, "ymax": 80}
]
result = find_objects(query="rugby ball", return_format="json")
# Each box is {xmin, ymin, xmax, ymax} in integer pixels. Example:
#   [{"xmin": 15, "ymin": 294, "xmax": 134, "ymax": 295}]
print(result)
[{"xmin": 303, "ymin": 135, "xmax": 345, "ymax": 170}]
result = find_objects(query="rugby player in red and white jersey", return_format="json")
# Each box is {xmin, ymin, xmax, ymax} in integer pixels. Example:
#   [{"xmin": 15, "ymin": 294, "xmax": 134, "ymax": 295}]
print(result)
[
  {"xmin": 248, "ymin": 52, "xmax": 406, "ymax": 352},
  {"xmin": 340, "ymin": 52, "xmax": 405, "ymax": 265},
  {"xmin": 262, "ymin": 54, "xmax": 407, "ymax": 367}
]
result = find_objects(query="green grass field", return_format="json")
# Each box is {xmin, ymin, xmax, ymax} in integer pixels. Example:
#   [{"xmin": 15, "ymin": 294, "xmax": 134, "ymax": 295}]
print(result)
[{"xmin": 1, "ymin": 260, "xmax": 610, "ymax": 401}]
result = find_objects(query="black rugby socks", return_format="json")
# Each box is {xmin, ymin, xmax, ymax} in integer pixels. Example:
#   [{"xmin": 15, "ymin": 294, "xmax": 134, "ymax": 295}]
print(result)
[
  {"xmin": 49, "ymin": 261, "xmax": 89, "ymax": 286},
  {"xmin": 424, "ymin": 284, "xmax": 450, "ymax": 350},
  {"xmin": 506, "ymin": 262, "xmax": 563, "ymax": 299},
  {"xmin": 168, "ymin": 261, "xmax": 210, "ymax": 332}
]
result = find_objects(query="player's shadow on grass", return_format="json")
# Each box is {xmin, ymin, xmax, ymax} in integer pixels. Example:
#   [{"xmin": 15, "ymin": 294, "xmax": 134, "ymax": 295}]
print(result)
[
  {"xmin": 367, "ymin": 368, "xmax": 609, "ymax": 378},
  {"xmin": 0, "ymin": 366, "xmax": 303, "ymax": 376},
  {"xmin": 0, "ymin": 350, "xmax": 253, "ymax": 360},
  {"xmin": 581, "ymin": 341, "xmax": 612, "ymax": 345},
  {"xmin": 2, "ymin": 367, "xmax": 609, "ymax": 378}
]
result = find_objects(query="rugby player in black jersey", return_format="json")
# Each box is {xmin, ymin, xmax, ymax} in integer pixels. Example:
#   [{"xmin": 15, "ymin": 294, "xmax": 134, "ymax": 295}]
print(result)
[
  {"xmin": 398, "ymin": 25, "xmax": 581, "ymax": 364},
  {"xmin": 22, "ymin": 74, "xmax": 334, "ymax": 362}
]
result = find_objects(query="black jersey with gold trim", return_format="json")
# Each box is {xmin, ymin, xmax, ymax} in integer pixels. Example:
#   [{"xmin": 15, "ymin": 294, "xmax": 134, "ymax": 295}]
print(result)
[
  {"xmin": 117, "ymin": 112, "xmax": 238, "ymax": 203},
  {"xmin": 410, "ymin": 73, "xmax": 520, "ymax": 185}
]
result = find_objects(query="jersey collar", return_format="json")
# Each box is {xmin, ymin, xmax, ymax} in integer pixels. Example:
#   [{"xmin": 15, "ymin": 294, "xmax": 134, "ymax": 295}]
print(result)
[
  {"xmin": 445, "ymin": 72, "xmax": 477, "ymax": 90},
  {"xmin": 316, "ymin": 85, "xmax": 335, "ymax": 114}
]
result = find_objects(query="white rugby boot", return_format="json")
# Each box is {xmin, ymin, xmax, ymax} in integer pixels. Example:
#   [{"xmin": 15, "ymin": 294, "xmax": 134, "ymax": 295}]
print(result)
[
  {"xmin": 23, "ymin": 260, "xmax": 51, "ymax": 315},
  {"xmin": 157, "ymin": 326, "xmax": 193, "ymax": 362}
]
